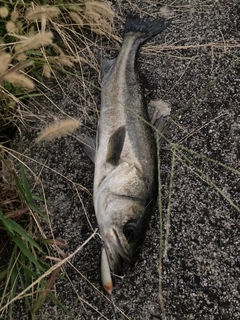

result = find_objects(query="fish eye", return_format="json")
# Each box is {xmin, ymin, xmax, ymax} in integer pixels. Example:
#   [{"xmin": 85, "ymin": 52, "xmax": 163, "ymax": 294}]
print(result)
[{"xmin": 123, "ymin": 222, "xmax": 140, "ymax": 242}]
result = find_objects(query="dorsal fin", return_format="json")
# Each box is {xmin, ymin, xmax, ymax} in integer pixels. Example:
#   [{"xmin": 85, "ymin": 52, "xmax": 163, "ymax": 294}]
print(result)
[{"xmin": 106, "ymin": 126, "xmax": 126, "ymax": 165}]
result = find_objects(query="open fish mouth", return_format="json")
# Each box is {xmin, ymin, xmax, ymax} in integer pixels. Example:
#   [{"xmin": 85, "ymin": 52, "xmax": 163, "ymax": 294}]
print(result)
[
  {"xmin": 112, "ymin": 229, "xmax": 131, "ymax": 263},
  {"xmin": 103, "ymin": 228, "xmax": 132, "ymax": 276}
]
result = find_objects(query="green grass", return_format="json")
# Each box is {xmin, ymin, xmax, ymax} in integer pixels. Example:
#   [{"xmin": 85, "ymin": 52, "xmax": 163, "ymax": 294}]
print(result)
[{"xmin": 0, "ymin": 163, "xmax": 52, "ymax": 319}]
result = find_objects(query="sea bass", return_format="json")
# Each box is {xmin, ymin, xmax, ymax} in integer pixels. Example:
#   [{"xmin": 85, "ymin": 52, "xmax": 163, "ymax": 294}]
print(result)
[{"xmin": 83, "ymin": 14, "xmax": 167, "ymax": 277}]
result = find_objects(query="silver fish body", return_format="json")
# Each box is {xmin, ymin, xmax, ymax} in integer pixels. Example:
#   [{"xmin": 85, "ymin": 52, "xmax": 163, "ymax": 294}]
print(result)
[{"xmin": 91, "ymin": 15, "xmax": 167, "ymax": 275}]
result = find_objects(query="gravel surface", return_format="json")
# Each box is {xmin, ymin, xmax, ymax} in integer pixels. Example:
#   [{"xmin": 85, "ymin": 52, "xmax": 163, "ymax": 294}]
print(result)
[{"xmin": 7, "ymin": 1, "xmax": 240, "ymax": 319}]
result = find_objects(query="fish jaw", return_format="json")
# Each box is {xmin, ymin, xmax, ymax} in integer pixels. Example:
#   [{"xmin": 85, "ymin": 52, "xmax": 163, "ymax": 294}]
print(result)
[
  {"xmin": 94, "ymin": 161, "xmax": 156, "ymax": 275},
  {"xmin": 100, "ymin": 200, "xmax": 153, "ymax": 275},
  {"xmin": 102, "ymin": 227, "xmax": 131, "ymax": 276},
  {"xmin": 95, "ymin": 191, "xmax": 151, "ymax": 275},
  {"xmin": 94, "ymin": 195, "xmax": 135, "ymax": 276}
]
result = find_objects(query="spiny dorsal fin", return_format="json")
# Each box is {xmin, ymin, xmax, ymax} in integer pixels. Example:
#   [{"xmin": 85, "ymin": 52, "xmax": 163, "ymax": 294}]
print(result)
[
  {"xmin": 149, "ymin": 99, "xmax": 171, "ymax": 146},
  {"xmin": 106, "ymin": 126, "xmax": 126, "ymax": 165}
]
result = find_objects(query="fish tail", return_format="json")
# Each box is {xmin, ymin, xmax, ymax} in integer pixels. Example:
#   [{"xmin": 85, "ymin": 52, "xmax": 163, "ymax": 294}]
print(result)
[{"xmin": 124, "ymin": 14, "xmax": 167, "ymax": 43}]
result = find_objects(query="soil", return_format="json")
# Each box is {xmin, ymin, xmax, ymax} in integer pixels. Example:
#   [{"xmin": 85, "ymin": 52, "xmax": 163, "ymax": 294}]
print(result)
[{"xmin": 6, "ymin": 1, "xmax": 240, "ymax": 319}]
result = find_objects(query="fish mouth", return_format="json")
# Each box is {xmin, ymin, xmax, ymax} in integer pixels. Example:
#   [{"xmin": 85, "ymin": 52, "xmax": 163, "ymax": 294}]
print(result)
[
  {"xmin": 112, "ymin": 229, "xmax": 131, "ymax": 263},
  {"xmin": 103, "ymin": 228, "xmax": 132, "ymax": 276}
]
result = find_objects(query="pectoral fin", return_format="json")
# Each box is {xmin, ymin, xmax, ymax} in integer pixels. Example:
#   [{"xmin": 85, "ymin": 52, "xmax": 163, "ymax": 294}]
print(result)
[
  {"xmin": 106, "ymin": 126, "xmax": 126, "ymax": 165},
  {"xmin": 80, "ymin": 134, "xmax": 96, "ymax": 163}
]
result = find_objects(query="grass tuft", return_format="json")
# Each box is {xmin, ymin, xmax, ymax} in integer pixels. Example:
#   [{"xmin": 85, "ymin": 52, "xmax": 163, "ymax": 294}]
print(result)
[
  {"xmin": 36, "ymin": 118, "xmax": 81, "ymax": 142},
  {"xmin": 0, "ymin": 0, "xmax": 115, "ymax": 136},
  {"xmin": 0, "ymin": 6, "xmax": 9, "ymax": 18},
  {"xmin": 0, "ymin": 0, "xmax": 116, "ymax": 317}
]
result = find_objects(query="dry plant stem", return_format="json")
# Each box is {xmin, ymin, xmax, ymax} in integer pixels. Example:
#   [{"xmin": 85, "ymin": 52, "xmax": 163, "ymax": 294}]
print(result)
[
  {"xmin": 177, "ymin": 111, "xmax": 228, "ymax": 145},
  {"xmin": 64, "ymin": 273, "xmax": 110, "ymax": 320},
  {"xmin": 163, "ymin": 56, "xmax": 195, "ymax": 99},
  {"xmin": 175, "ymin": 143, "xmax": 240, "ymax": 175},
  {"xmin": 0, "ymin": 229, "xmax": 97, "ymax": 313},
  {"xmin": 31, "ymin": 266, "xmax": 62, "ymax": 315},
  {"xmin": 34, "ymin": 168, "xmax": 67, "ymax": 261},
  {"xmin": 74, "ymin": 184, "xmax": 95, "ymax": 233},
  {"xmin": 163, "ymin": 149, "xmax": 176, "ymax": 258},
  {"xmin": 36, "ymin": 87, "xmax": 84, "ymax": 122},
  {"xmin": 67, "ymin": 262, "xmax": 131, "ymax": 320},
  {"xmin": 1, "ymin": 146, "xmax": 91, "ymax": 195},
  {"xmin": 157, "ymin": 133, "xmax": 165, "ymax": 319},
  {"xmin": 173, "ymin": 55, "xmax": 240, "ymax": 120},
  {"xmin": 144, "ymin": 41, "xmax": 240, "ymax": 54},
  {"xmin": 177, "ymin": 151, "xmax": 240, "ymax": 213}
]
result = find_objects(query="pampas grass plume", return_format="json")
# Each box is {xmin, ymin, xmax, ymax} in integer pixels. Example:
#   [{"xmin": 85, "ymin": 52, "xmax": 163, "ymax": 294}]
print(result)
[
  {"xmin": 0, "ymin": 7, "xmax": 9, "ymax": 18},
  {"xmin": 16, "ymin": 53, "xmax": 27, "ymax": 61},
  {"xmin": 6, "ymin": 21, "xmax": 16, "ymax": 33},
  {"xmin": 85, "ymin": 1, "xmax": 114, "ymax": 18},
  {"xmin": 84, "ymin": 1, "xmax": 114, "ymax": 35},
  {"xmin": 15, "ymin": 32, "xmax": 54, "ymax": 53},
  {"xmin": 42, "ymin": 64, "xmax": 52, "ymax": 78},
  {"xmin": 56, "ymin": 55, "xmax": 74, "ymax": 67},
  {"xmin": 4, "ymin": 72, "xmax": 35, "ymax": 89},
  {"xmin": 26, "ymin": 6, "xmax": 60, "ymax": 22},
  {"xmin": 11, "ymin": 10, "xmax": 19, "ymax": 22},
  {"xmin": 36, "ymin": 119, "xmax": 81, "ymax": 143},
  {"xmin": 0, "ymin": 52, "xmax": 11, "ymax": 74},
  {"xmin": 69, "ymin": 11, "xmax": 84, "ymax": 27}
]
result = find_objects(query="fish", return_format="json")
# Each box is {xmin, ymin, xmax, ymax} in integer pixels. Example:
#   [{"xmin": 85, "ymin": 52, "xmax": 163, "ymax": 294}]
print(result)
[{"xmin": 82, "ymin": 14, "xmax": 169, "ymax": 280}]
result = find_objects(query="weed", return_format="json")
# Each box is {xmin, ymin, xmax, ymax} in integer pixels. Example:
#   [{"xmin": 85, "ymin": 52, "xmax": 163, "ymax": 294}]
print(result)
[
  {"xmin": 0, "ymin": 0, "xmax": 115, "ymax": 318},
  {"xmin": 0, "ymin": 0, "xmax": 115, "ymax": 137}
]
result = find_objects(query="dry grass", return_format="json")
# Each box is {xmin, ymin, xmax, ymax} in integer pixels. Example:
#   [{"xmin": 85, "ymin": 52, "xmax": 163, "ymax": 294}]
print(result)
[
  {"xmin": 0, "ymin": 1, "xmax": 117, "ymax": 318},
  {"xmin": 36, "ymin": 119, "xmax": 81, "ymax": 142},
  {"xmin": 0, "ymin": 0, "xmax": 117, "ymax": 134}
]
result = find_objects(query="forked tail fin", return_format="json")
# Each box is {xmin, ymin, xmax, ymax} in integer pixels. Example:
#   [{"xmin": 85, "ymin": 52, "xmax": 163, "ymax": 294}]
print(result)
[{"xmin": 124, "ymin": 14, "xmax": 167, "ymax": 43}]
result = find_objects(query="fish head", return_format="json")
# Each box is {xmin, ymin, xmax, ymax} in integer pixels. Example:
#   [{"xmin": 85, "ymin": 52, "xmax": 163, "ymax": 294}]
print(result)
[{"xmin": 98, "ymin": 196, "xmax": 151, "ymax": 275}]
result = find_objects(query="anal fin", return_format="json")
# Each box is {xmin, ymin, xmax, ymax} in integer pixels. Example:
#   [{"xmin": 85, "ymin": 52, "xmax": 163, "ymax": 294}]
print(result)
[{"xmin": 149, "ymin": 99, "xmax": 171, "ymax": 145}]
